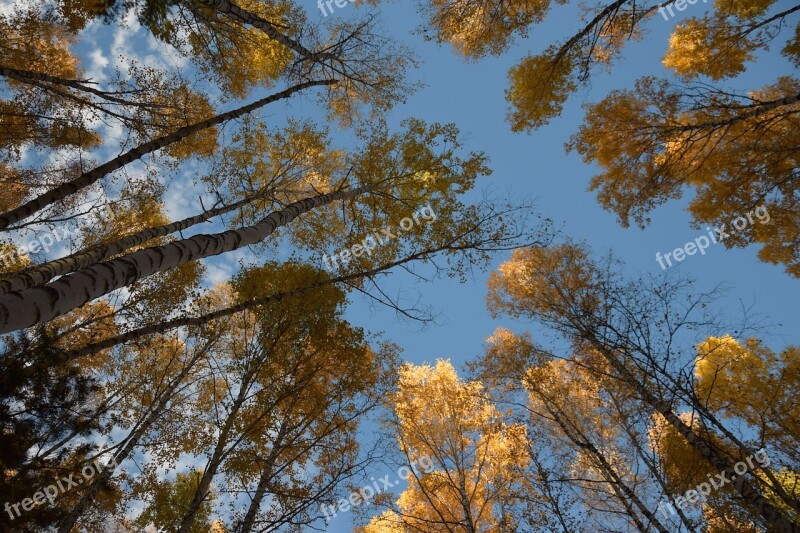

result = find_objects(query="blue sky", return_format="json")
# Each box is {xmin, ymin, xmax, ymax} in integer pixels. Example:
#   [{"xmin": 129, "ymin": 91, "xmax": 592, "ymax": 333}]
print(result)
[{"xmin": 36, "ymin": 0, "xmax": 799, "ymax": 528}]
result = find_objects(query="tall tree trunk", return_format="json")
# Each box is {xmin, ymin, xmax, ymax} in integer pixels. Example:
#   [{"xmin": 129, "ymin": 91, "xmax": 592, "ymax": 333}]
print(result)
[
  {"xmin": 28, "ymin": 241, "xmax": 461, "ymax": 368},
  {"xmin": 0, "ymin": 65, "xmax": 152, "ymax": 106},
  {"xmin": 609, "ymin": 395, "xmax": 696, "ymax": 531},
  {"xmin": 0, "ymin": 187, "xmax": 363, "ymax": 333},
  {"xmin": 0, "ymin": 187, "xmax": 276, "ymax": 294},
  {"xmin": 588, "ymin": 441, "xmax": 664, "ymax": 532},
  {"xmin": 0, "ymin": 79, "xmax": 335, "ymax": 230},
  {"xmin": 178, "ymin": 366, "xmax": 257, "ymax": 533},
  {"xmin": 583, "ymin": 331, "xmax": 800, "ymax": 532},
  {"xmin": 672, "ymin": 91, "xmax": 800, "ymax": 133},
  {"xmin": 56, "ymin": 339, "xmax": 215, "ymax": 532},
  {"xmin": 664, "ymin": 371, "xmax": 800, "ymax": 515}
]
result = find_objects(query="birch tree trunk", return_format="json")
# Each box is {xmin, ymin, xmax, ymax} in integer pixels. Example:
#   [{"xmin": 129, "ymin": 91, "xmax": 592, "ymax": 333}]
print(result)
[
  {"xmin": 0, "ymin": 187, "xmax": 277, "ymax": 294},
  {"xmin": 178, "ymin": 365, "xmax": 258, "ymax": 533},
  {"xmin": 0, "ymin": 66, "xmax": 153, "ymax": 106},
  {"xmin": 31, "ymin": 242, "xmax": 459, "ymax": 368},
  {"xmin": 583, "ymin": 332, "xmax": 800, "ymax": 533},
  {"xmin": 235, "ymin": 424, "xmax": 288, "ymax": 533},
  {"xmin": 609, "ymin": 396, "xmax": 696, "ymax": 531},
  {"xmin": 0, "ymin": 187, "xmax": 363, "ymax": 333},
  {"xmin": 0, "ymin": 79, "xmax": 335, "ymax": 230}
]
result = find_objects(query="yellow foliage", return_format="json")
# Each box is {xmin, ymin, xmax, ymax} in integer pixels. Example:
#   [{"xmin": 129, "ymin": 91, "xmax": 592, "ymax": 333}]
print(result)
[
  {"xmin": 159, "ymin": 86, "xmax": 219, "ymax": 159},
  {"xmin": 783, "ymin": 23, "xmax": 800, "ymax": 66},
  {"xmin": 368, "ymin": 359, "xmax": 530, "ymax": 531},
  {"xmin": 182, "ymin": 0, "xmax": 295, "ymax": 98},
  {"xmin": 0, "ymin": 10, "xmax": 79, "ymax": 78},
  {"xmin": 571, "ymin": 74, "xmax": 800, "ymax": 276},
  {"xmin": 507, "ymin": 47, "xmax": 578, "ymax": 131},
  {"xmin": 648, "ymin": 411, "xmax": 718, "ymax": 494},
  {"xmin": 420, "ymin": 0, "xmax": 556, "ymax": 57},
  {"xmin": 0, "ymin": 241, "xmax": 31, "ymax": 275},
  {"xmin": 702, "ymin": 503, "xmax": 762, "ymax": 532},
  {"xmin": 487, "ymin": 243, "xmax": 599, "ymax": 321},
  {"xmin": 713, "ymin": 0, "xmax": 776, "ymax": 18},
  {"xmin": 695, "ymin": 336, "xmax": 800, "ymax": 448},
  {"xmin": 47, "ymin": 299, "xmax": 120, "ymax": 371},
  {"xmin": 663, "ymin": 17, "xmax": 754, "ymax": 80}
]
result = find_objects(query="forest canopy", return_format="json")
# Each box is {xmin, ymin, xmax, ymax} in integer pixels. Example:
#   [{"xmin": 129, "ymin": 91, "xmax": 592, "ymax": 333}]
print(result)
[{"xmin": 0, "ymin": 0, "xmax": 797, "ymax": 531}]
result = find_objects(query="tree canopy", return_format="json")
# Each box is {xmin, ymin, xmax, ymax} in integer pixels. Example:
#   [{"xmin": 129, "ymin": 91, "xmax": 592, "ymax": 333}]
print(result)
[{"xmin": 0, "ymin": 0, "xmax": 795, "ymax": 530}]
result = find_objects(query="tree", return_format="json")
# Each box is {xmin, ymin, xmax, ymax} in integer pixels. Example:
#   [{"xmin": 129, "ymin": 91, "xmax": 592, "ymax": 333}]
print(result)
[
  {"xmin": 0, "ymin": 117, "xmax": 498, "ymax": 332},
  {"xmin": 568, "ymin": 75, "xmax": 800, "ymax": 277},
  {"xmin": 0, "ymin": 1, "xmax": 550, "ymax": 530},
  {"xmin": 360, "ymin": 359, "xmax": 531, "ymax": 532},
  {"xmin": 486, "ymin": 242, "xmax": 800, "ymax": 531},
  {"xmin": 55, "ymin": 331, "xmax": 222, "ymax": 532},
  {"xmin": 480, "ymin": 328, "xmax": 693, "ymax": 531}
]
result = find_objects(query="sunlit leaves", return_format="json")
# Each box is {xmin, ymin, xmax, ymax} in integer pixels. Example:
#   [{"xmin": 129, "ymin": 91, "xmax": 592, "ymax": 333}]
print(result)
[
  {"xmin": 570, "ymin": 74, "xmax": 800, "ymax": 276},
  {"xmin": 487, "ymin": 242, "xmax": 600, "ymax": 322},
  {"xmin": 713, "ymin": 0, "xmax": 776, "ymax": 19},
  {"xmin": 367, "ymin": 359, "xmax": 530, "ymax": 532},
  {"xmin": 663, "ymin": 17, "xmax": 755, "ymax": 80},
  {"xmin": 695, "ymin": 336, "xmax": 800, "ymax": 457},
  {"xmin": 151, "ymin": 0, "xmax": 297, "ymax": 98},
  {"xmin": 0, "ymin": 10, "xmax": 79, "ymax": 78},
  {"xmin": 591, "ymin": 0, "xmax": 800, "ymax": 276},
  {"xmin": 416, "ymin": 0, "xmax": 558, "ymax": 58}
]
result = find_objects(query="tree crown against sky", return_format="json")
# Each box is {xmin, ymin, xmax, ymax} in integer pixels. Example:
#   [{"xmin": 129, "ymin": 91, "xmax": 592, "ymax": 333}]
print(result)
[{"xmin": 408, "ymin": 0, "xmax": 800, "ymax": 277}]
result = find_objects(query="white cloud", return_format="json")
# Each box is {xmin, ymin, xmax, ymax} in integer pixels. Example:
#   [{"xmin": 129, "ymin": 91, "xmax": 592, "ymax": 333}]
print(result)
[{"xmin": 87, "ymin": 48, "xmax": 110, "ymax": 82}]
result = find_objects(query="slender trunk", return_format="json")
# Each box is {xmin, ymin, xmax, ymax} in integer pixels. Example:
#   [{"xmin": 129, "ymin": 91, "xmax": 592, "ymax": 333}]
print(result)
[
  {"xmin": 0, "ymin": 65, "xmax": 149, "ymax": 106},
  {"xmin": 584, "ymin": 332, "xmax": 799, "ymax": 532},
  {"xmin": 603, "ymin": 469, "xmax": 650, "ymax": 533},
  {"xmin": 668, "ymin": 91, "xmax": 800, "ymax": 134},
  {"xmin": 0, "ymin": 187, "xmax": 276, "ymax": 294},
  {"xmin": 554, "ymin": 0, "xmax": 629, "ymax": 64},
  {"xmin": 236, "ymin": 419, "xmax": 291, "ymax": 533},
  {"xmin": 591, "ymin": 442, "xmax": 666, "ymax": 532},
  {"xmin": 0, "ymin": 79, "xmax": 335, "ymax": 230},
  {"xmin": 458, "ymin": 475, "xmax": 477, "ymax": 533},
  {"xmin": 527, "ymin": 380, "xmax": 667, "ymax": 532},
  {"xmin": 609, "ymin": 395, "xmax": 696, "ymax": 531},
  {"xmin": 178, "ymin": 369, "xmax": 255, "ymax": 533},
  {"xmin": 0, "ymin": 187, "xmax": 363, "ymax": 333},
  {"xmin": 673, "ymin": 377, "xmax": 800, "ymax": 515},
  {"xmin": 56, "ymin": 339, "xmax": 214, "ymax": 532}
]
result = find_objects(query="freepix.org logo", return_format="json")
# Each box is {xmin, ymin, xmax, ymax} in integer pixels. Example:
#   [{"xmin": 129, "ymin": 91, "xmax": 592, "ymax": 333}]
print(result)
[
  {"xmin": 317, "ymin": 0, "xmax": 356, "ymax": 17},
  {"xmin": 4, "ymin": 455, "xmax": 118, "ymax": 521},
  {"xmin": 322, "ymin": 204, "xmax": 437, "ymax": 272},
  {"xmin": 655, "ymin": 205, "xmax": 770, "ymax": 270}
]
